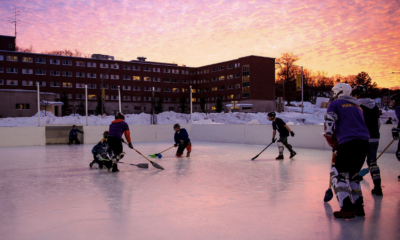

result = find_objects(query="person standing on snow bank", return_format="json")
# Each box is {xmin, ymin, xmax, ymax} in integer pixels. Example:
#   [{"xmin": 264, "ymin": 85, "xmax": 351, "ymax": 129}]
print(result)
[
  {"xmin": 69, "ymin": 125, "xmax": 83, "ymax": 145},
  {"xmin": 324, "ymin": 83, "xmax": 369, "ymax": 219},
  {"xmin": 105, "ymin": 112, "xmax": 133, "ymax": 172},
  {"xmin": 352, "ymin": 85, "xmax": 382, "ymax": 195},
  {"xmin": 389, "ymin": 94, "xmax": 400, "ymax": 180},
  {"xmin": 174, "ymin": 123, "xmax": 191, "ymax": 157},
  {"xmin": 90, "ymin": 131, "xmax": 113, "ymax": 169},
  {"xmin": 267, "ymin": 112, "xmax": 296, "ymax": 160}
]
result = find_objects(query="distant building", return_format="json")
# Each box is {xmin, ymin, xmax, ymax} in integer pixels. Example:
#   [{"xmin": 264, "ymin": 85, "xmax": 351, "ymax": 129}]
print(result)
[
  {"xmin": 0, "ymin": 35, "xmax": 276, "ymax": 117},
  {"xmin": 0, "ymin": 35, "xmax": 16, "ymax": 51}
]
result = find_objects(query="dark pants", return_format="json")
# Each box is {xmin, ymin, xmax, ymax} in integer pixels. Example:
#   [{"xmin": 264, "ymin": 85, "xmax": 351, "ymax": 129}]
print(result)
[
  {"xmin": 366, "ymin": 141, "xmax": 381, "ymax": 187},
  {"xmin": 108, "ymin": 137, "xmax": 123, "ymax": 156},
  {"xmin": 277, "ymin": 136, "xmax": 294, "ymax": 154},
  {"xmin": 176, "ymin": 142, "xmax": 191, "ymax": 157},
  {"xmin": 69, "ymin": 137, "xmax": 80, "ymax": 144},
  {"xmin": 397, "ymin": 140, "xmax": 400, "ymax": 161}
]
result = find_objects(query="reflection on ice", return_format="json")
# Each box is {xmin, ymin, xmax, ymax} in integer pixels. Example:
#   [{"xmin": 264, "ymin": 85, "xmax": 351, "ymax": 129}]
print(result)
[{"xmin": 0, "ymin": 141, "xmax": 399, "ymax": 240}]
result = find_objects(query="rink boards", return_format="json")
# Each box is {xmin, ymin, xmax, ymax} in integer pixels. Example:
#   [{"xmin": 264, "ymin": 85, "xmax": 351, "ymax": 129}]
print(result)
[{"xmin": 0, "ymin": 124, "xmax": 397, "ymax": 153}]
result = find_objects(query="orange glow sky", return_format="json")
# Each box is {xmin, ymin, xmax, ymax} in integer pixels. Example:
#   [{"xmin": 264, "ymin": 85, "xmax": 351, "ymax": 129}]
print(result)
[{"xmin": 1, "ymin": 0, "xmax": 399, "ymax": 88}]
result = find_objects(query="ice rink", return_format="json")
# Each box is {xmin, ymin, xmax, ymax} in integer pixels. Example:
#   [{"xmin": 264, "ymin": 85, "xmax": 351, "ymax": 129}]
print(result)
[{"xmin": 1, "ymin": 141, "xmax": 400, "ymax": 240}]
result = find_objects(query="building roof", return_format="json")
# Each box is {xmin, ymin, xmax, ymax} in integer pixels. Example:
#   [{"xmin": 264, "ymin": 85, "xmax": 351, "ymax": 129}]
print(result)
[{"xmin": 0, "ymin": 35, "xmax": 16, "ymax": 38}]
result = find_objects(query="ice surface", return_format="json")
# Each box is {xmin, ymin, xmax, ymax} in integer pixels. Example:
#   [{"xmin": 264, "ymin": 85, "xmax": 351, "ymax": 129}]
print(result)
[{"xmin": 1, "ymin": 142, "xmax": 400, "ymax": 240}]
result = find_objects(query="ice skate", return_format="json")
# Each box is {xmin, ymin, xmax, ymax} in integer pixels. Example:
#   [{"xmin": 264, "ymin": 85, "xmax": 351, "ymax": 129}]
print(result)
[
  {"xmin": 333, "ymin": 209, "xmax": 355, "ymax": 219},
  {"xmin": 353, "ymin": 197, "xmax": 365, "ymax": 217},
  {"xmin": 112, "ymin": 163, "xmax": 119, "ymax": 172},
  {"xmin": 289, "ymin": 151, "xmax": 297, "ymax": 158},
  {"xmin": 89, "ymin": 162, "xmax": 94, "ymax": 168},
  {"xmin": 371, "ymin": 187, "xmax": 383, "ymax": 196},
  {"xmin": 186, "ymin": 152, "xmax": 190, "ymax": 157},
  {"xmin": 276, "ymin": 155, "xmax": 284, "ymax": 160}
]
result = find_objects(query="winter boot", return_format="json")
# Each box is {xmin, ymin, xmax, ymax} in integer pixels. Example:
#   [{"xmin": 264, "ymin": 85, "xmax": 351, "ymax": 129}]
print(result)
[
  {"xmin": 353, "ymin": 197, "xmax": 365, "ymax": 217},
  {"xmin": 98, "ymin": 161, "xmax": 104, "ymax": 169},
  {"xmin": 398, "ymin": 175, "xmax": 400, "ymax": 181},
  {"xmin": 289, "ymin": 151, "xmax": 297, "ymax": 158},
  {"xmin": 89, "ymin": 161, "xmax": 95, "ymax": 168},
  {"xmin": 103, "ymin": 161, "xmax": 112, "ymax": 172},
  {"xmin": 276, "ymin": 155, "xmax": 284, "ymax": 160},
  {"xmin": 371, "ymin": 188, "xmax": 383, "ymax": 196},
  {"xmin": 186, "ymin": 152, "xmax": 190, "ymax": 157},
  {"xmin": 112, "ymin": 163, "xmax": 119, "ymax": 172},
  {"xmin": 334, "ymin": 198, "xmax": 355, "ymax": 219}
]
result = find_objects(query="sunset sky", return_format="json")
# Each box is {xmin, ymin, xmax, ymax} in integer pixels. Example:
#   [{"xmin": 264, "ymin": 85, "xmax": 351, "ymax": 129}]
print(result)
[{"xmin": 1, "ymin": 0, "xmax": 399, "ymax": 88}]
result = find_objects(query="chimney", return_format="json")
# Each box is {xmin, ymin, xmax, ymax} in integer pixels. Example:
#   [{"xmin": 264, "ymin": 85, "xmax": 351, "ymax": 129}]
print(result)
[{"xmin": 137, "ymin": 56, "xmax": 147, "ymax": 61}]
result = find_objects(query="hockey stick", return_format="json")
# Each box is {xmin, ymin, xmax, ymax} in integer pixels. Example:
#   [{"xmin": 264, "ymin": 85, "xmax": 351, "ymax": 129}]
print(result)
[
  {"xmin": 251, "ymin": 139, "xmax": 277, "ymax": 161},
  {"xmin": 359, "ymin": 139, "xmax": 396, "ymax": 176},
  {"xmin": 121, "ymin": 141, "xmax": 165, "ymax": 170},
  {"xmin": 148, "ymin": 145, "xmax": 175, "ymax": 158},
  {"xmin": 118, "ymin": 162, "xmax": 149, "ymax": 169}
]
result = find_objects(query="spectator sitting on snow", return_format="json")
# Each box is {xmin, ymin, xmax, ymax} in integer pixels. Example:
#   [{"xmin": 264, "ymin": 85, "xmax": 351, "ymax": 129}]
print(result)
[
  {"xmin": 386, "ymin": 117, "xmax": 393, "ymax": 124},
  {"xmin": 69, "ymin": 125, "xmax": 83, "ymax": 145}
]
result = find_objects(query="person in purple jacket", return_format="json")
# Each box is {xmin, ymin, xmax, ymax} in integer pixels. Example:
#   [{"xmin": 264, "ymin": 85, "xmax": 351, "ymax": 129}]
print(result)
[
  {"xmin": 105, "ymin": 112, "xmax": 133, "ymax": 172},
  {"xmin": 390, "ymin": 94, "xmax": 400, "ymax": 179},
  {"xmin": 324, "ymin": 83, "xmax": 370, "ymax": 219}
]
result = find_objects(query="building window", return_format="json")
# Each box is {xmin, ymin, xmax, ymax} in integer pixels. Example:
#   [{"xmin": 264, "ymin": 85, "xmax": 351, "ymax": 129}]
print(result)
[
  {"xmin": 235, "ymin": 63, "xmax": 240, "ymax": 68},
  {"xmin": 212, "ymin": 87, "xmax": 217, "ymax": 91},
  {"xmin": 144, "ymin": 96, "xmax": 151, "ymax": 101},
  {"xmin": 164, "ymin": 68, "xmax": 171, "ymax": 73},
  {"xmin": 76, "ymin": 61, "xmax": 85, "ymax": 67},
  {"xmin": 163, "ymin": 78, "xmax": 171, "ymax": 83},
  {"xmin": 76, "ymin": 83, "xmax": 85, "ymax": 89},
  {"xmin": 36, "ymin": 70, "xmax": 46, "ymax": 75},
  {"xmin": 164, "ymin": 97, "xmax": 171, "ymax": 102},
  {"xmin": 197, "ymin": 70, "xmax": 202, "ymax": 75},
  {"xmin": 76, "ymin": 94, "xmax": 85, "ymax": 99},
  {"xmin": 15, "ymin": 104, "xmax": 30, "ymax": 110},
  {"xmin": 172, "ymin": 79, "xmax": 179, "ymax": 83},
  {"xmin": 22, "ymin": 57, "xmax": 33, "ymax": 63},
  {"xmin": 87, "ymin": 73, "xmax": 97, "ymax": 78},
  {"xmin": 0, "ymin": 55, "xmax": 4, "ymax": 61},
  {"xmin": 36, "ymin": 81, "xmax": 46, "ymax": 87},
  {"xmin": 62, "ymin": 60, "xmax": 72, "ymax": 66},
  {"xmin": 22, "ymin": 69, "xmax": 33, "ymax": 74},
  {"xmin": 227, "ymin": 85, "xmax": 233, "ymax": 90},
  {"xmin": 132, "ymin": 86, "xmax": 141, "ymax": 91},
  {"xmin": 36, "ymin": 58, "xmax": 46, "ymax": 64},
  {"xmin": 211, "ymin": 67, "xmax": 217, "ymax": 72},
  {"xmin": 87, "ymin": 95, "xmax": 97, "ymax": 100},
  {"xmin": 50, "ymin": 59, "xmax": 60, "ymax": 65},
  {"xmin": 68, "ymin": 94, "xmax": 73, "ymax": 99},
  {"xmin": 122, "ymin": 96, "xmax": 131, "ymax": 101},
  {"xmin": 123, "ymin": 65, "xmax": 130, "ymax": 70},
  {"xmin": 144, "ymin": 87, "xmax": 151, "ymax": 92},
  {"xmin": 192, "ymin": 89, "xmax": 196, "ymax": 93},
  {"xmin": 0, "ymin": 67, "xmax": 3, "ymax": 73},
  {"xmin": 100, "ymin": 74, "xmax": 109, "ymax": 79},
  {"xmin": 182, "ymin": 70, "xmax": 189, "ymax": 75},
  {"xmin": 87, "ymin": 84, "xmax": 97, "ymax": 89},
  {"xmin": 9, "ymin": 43, "xmax": 13, "ymax": 49},
  {"xmin": 132, "ymin": 76, "xmax": 140, "ymax": 81},
  {"xmin": 123, "ymin": 86, "xmax": 131, "ymax": 91},
  {"xmin": 0, "ymin": 79, "xmax": 3, "ymax": 85},
  {"xmin": 164, "ymin": 88, "xmax": 171, "ymax": 92},
  {"xmin": 50, "ymin": 82, "xmax": 60, "ymax": 87},
  {"xmin": 7, "ymin": 56, "xmax": 18, "ymax": 61},
  {"xmin": 63, "ymin": 82, "xmax": 72, "ymax": 88},
  {"xmin": 111, "ymin": 64, "xmax": 119, "ymax": 69},
  {"xmin": 235, "ymin": 94, "xmax": 240, "ymax": 99},
  {"xmin": 50, "ymin": 70, "xmax": 61, "ymax": 76},
  {"xmin": 7, "ymin": 68, "xmax": 18, "ymax": 73},
  {"xmin": 7, "ymin": 80, "xmax": 18, "ymax": 86},
  {"xmin": 101, "ymin": 84, "xmax": 109, "ymax": 89},
  {"xmin": 153, "ymin": 77, "xmax": 161, "ymax": 82},
  {"xmin": 123, "ymin": 75, "xmax": 131, "ymax": 80},
  {"xmin": 235, "ymin": 73, "xmax": 240, "ymax": 78},
  {"xmin": 172, "ymin": 69, "xmax": 179, "ymax": 74},
  {"xmin": 204, "ymin": 88, "xmax": 209, "ymax": 92},
  {"xmin": 111, "ymin": 85, "xmax": 118, "ymax": 90},
  {"xmin": 190, "ymin": 71, "xmax": 196, "ymax": 75},
  {"xmin": 168, "ymin": 107, "xmax": 174, "ymax": 111},
  {"xmin": 218, "ymin": 66, "xmax": 225, "ymax": 71},
  {"xmin": 144, "ymin": 76, "xmax": 150, "ymax": 82},
  {"xmin": 153, "ymin": 67, "xmax": 160, "ymax": 72},
  {"xmin": 172, "ymin": 88, "xmax": 179, "ymax": 93},
  {"xmin": 211, "ymin": 77, "xmax": 217, "ymax": 82},
  {"xmin": 76, "ymin": 72, "xmax": 85, "ymax": 77},
  {"xmin": 132, "ymin": 66, "xmax": 140, "ymax": 71},
  {"xmin": 235, "ymin": 83, "xmax": 241, "ymax": 89},
  {"xmin": 100, "ymin": 63, "xmax": 109, "ymax": 68},
  {"xmin": 227, "ymin": 95, "xmax": 234, "ymax": 100},
  {"xmin": 218, "ymin": 76, "xmax": 225, "ymax": 81},
  {"xmin": 182, "ymin": 88, "xmax": 188, "ymax": 93},
  {"xmin": 143, "ymin": 66, "xmax": 151, "ymax": 72},
  {"xmin": 227, "ymin": 64, "xmax": 233, "ymax": 69},
  {"xmin": 227, "ymin": 74, "xmax": 233, "ymax": 80},
  {"xmin": 242, "ymin": 65, "xmax": 250, "ymax": 77},
  {"xmin": 134, "ymin": 106, "xmax": 141, "ymax": 110},
  {"xmin": 192, "ymin": 98, "xmax": 197, "ymax": 102},
  {"xmin": 219, "ymin": 86, "xmax": 225, "ymax": 91},
  {"xmin": 111, "ymin": 74, "xmax": 119, "ymax": 80},
  {"xmin": 87, "ymin": 62, "xmax": 96, "ymax": 67},
  {"xmin": 22, "ymin": 80, "xmax": 33, "ymax": 86},
  {"xmin": 182, "ymin": 79, "xmax": 188, "ymax": 84},
  {"xmin": 243, "ymin": 93, "xmax": 250, "ymax": 98},
  {"xmin": 62, "ymin": 71, "xmax": 72, "ymax": 77},
  {"xmin": 55, "ymin": 94, "xmax": 60, "ymax": 99},
  {"xmin": 154, "ymin": 87, "xmax": 161, "ymax": 92}
]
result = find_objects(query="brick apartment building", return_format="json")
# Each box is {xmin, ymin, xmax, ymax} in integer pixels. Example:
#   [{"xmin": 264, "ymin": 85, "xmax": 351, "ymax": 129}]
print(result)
[{"xmin": 0, "ymin": 35, "xmax": 276, "ymax": 117}]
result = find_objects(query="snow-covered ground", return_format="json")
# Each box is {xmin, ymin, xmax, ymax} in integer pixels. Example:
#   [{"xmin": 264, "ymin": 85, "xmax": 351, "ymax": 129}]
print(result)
[{"xmin": 0, "ymin": 102, "xmax": 397, "ymax": 127}]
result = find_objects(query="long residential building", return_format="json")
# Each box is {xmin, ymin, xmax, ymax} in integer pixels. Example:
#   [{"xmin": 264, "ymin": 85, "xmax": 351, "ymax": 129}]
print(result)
[{"xmin": 0, "ymin": 35, "xmax": 276, "ymax": 116}]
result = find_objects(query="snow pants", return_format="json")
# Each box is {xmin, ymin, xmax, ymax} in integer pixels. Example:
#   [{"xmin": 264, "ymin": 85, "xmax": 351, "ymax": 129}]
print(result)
[
  {"xmin": 366, "ymin": 141, "xmax": 381, "ymax": 188},
  {"xmin": 176, "ymin": 142, "xmax": 192, "ymax": 157},
  {"xmin": 69, "ymin": 137, "xmax": 80, "ymax": 144}
]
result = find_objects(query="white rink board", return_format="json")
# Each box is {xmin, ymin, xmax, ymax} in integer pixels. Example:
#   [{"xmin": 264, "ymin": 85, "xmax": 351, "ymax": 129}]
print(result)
[{"xmin": 0, "ymin": 124, "xmax": 397, "ymax": 153}]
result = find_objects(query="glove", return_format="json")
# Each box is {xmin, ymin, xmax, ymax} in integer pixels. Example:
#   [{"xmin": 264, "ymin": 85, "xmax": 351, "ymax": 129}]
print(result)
[
  {"xmin": 128, "ymin": 143, "xmax": 133, "ymax": 149},
  {"xmin": 96, "ymin": 154, "xmax": 103, "ymax": 161},
  {"xmin": 174, "ymin": 143, "xmax": 178, "ymax": 147},
  {"xmin": 272, "ymin": 138, "xmax": 276, "ymax": 143},
  {"xmin": 324, "ymin": 134, "xmax": 338, "ymax": 148},
  {"xmin": 120, "ymin": 138, "xmax": 125, "ymax": 142},
  {"xmin": 290, "ymin": 131, "xmax": 295, "ymax": 137},
  {"xmin": 392, "ymin": 128, "xmax": 400, "ymax": 140}
]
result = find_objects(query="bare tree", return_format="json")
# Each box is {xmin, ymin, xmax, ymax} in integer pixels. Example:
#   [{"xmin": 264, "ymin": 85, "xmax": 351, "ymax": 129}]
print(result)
[{"xmin": 15, "ymin": 44, "xmax": 34, "ymax": 53}]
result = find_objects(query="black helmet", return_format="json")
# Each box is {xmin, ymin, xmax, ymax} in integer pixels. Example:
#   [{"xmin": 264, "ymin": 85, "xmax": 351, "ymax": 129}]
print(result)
[
  {"xmin": 267, "ymin": 111, "xmax": 276, "ymax": 118},
  {"xmin": 72, "ymin": 125, "xmax": 76, "ymax": 128},
  {"xmin": 390, "ymin": 93, "xmax": 400, "ymax": 106},
  {"xmin": 115, "ymin": 112, "xmax": 125, "ymax": 120},
  {"xmin": 173, "ymin": 123, "xmax": 180, "ymax": 129},
  {"xmin": 351, "ymin": 85, "xmax": 368, "ymax": 98},
  {"xmin": 103, "ymin": 131, "xmax": 108, "ymax": 139}
]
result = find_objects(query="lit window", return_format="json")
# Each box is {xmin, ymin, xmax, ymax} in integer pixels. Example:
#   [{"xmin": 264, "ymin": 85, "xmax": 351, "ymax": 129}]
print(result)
[{"xmin": 133, "ymin": 76, "xmax": 140, "ymax": 81}]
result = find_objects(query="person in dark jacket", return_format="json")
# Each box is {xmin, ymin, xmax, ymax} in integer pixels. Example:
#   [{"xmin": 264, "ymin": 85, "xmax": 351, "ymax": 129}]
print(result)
[
  {"xmin": 69, "ymin": 125, "xmax": 83, "ymax": 145},
  {"xmin": 352, "ymin": 85, "xmax": 382, "ymax": 195},
  {"xmin": 90, "ymin": 131, "xmax": 113, "ymax": 169},
  {"xmin": 105, "ymin": 112, "xmax": 133, "ymax": 172},
  {"xmin": 267, "ymin": 112, "xmax": 296, "ymax": 160},
  {"xmin": 173, "ymin": 123, "xmax": 191, "ymax": 157},
  {"xmin": 386, "ymin": 117, "xmax": 392, "ymax": 124}
]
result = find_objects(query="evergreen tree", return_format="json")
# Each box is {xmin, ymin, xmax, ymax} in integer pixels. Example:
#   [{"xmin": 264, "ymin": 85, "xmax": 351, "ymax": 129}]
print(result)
[
  {"xmin": 95, "ymin": 98, "xmax": 106, "ymax": 115},
  {"xmin": 154, "ymin": 98, "xmax": 164, "ymax": 113},
  {"xmin": 200, "ymin": 95, "xmax": 207, "ymax": 114},
  {"xmin": 77, "ymin": 101, "xmax": 85, "ymax": 116},
  {"xmin": 60, "ymin": 91, "xmax": 70, "ymax": 116},
  {"xmin": 179, "ymin": 95, "xmax": 187, "ymax": 113},
  {"xmin": 215, "ymin": 94, "xmax": 224, "ymax": 113}
]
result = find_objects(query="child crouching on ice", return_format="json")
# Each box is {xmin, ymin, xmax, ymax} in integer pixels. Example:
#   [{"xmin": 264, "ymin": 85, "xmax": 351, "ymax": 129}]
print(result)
[
  {"xmin": 173, "ymin": 123, "xmax": 191, "ymax": 157},
  {"xmin": 90, "ymin": 131, "xmax": 113, "ymax": 169}
]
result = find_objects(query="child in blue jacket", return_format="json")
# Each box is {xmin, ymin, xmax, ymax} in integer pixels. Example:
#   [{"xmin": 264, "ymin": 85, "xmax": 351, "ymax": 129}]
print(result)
[
  {"xmin": 90, "ymin": 131, "xmax": 113, "ymax": 169},
  {"xmin": 173, "ymin": 123, "xmax": 191, "ymax": 157}
]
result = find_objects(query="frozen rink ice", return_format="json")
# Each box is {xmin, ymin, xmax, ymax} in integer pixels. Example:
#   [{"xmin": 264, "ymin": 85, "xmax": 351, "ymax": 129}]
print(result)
[{"xmin": 1, "ymin": 141, "xmax": 400, "ymax": 240}]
